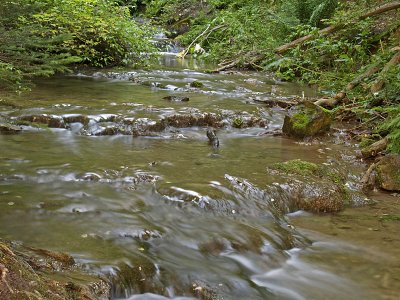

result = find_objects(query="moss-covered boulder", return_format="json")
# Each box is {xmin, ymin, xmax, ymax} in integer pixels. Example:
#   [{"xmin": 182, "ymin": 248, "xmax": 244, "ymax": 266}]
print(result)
[
  {"xmin": 376, "ymin": 154, "xmax": 400, "ymax": 191},
  {"xmin": 282, "ymin": 102, "xmax": 332, "ymax": 138},
  {"xmin": 267, "ymin": 159, "xmax": 356, "ymax": 213}
]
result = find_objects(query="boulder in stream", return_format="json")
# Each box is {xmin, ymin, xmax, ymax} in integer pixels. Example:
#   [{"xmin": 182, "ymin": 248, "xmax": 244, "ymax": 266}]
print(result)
[
  {"xmin": 282, "ymin": 102, "xmax": 332, "ymax": 138},
  {"xmin": 375, "ymin": 154, "xmax": 400, "ymax": 191},
  {"xmin": 267, "ymin": 159, "xmax": 358, "ymax": 213}
]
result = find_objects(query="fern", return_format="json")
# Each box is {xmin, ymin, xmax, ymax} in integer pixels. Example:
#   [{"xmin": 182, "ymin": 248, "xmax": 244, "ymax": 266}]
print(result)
[{"xmin": 379, "ymin": 106, "xmax": 400, "ymax": 154}]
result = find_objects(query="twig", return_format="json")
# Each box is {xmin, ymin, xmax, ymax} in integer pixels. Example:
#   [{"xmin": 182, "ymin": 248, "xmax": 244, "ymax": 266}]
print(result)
[{"xmin": 177, "ymin": 24, "xmax": 227, "ymax": 59}]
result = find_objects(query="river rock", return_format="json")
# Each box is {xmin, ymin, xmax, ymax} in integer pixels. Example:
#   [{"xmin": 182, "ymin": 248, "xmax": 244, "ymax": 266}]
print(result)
[
  {"xmin": 266, "ymin": 159, "xmax": 353, "ymax": 213},
  {"xmin": 282, "ymin": 102, "xmax": 332, "ymax": 138},
  {"xmin": 376, "ymin": 154, "xmax": 400, "ymax": 191},
  {"xmin": 190, "ymin": 80, "xmax": 204, "ymax": 88},
  {"xmin": 19, "ymin": 114, "xmax": 66, "ymax": 128},
  {"xmin": 0, "ymin": 123, "xmax": 22, "ymax": 134},
  {"xmin": 162, "ymin": 96, "xmax": 189, "ymax": 102},
  {"xmin": 0, "ymin": 239, "xmax": 110, "ymax": 300}
]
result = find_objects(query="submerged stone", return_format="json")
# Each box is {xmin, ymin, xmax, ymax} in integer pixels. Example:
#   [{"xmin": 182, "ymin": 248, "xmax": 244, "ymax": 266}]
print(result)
[
  {"xmin": 376, "ymin": 154, "xmax": 400, "ymax": 191},
  {"xmin": 282, "ymin": 102, "xmax": 332, "ymax": 138}
]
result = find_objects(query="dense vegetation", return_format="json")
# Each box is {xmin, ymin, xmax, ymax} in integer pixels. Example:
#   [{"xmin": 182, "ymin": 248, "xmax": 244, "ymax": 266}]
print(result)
[{"xmin": 0, "ymin": 0, "xmax": 155, "ymax": 92}]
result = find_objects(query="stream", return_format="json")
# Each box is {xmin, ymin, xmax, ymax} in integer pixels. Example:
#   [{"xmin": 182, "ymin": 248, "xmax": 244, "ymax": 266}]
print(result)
[{"xmin": 0, "ymin": 53, "xmax": 399, "ymax": 300}]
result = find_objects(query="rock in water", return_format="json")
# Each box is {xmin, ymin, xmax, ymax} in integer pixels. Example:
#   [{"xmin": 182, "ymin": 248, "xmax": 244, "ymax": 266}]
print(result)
[
  {"xmin": 162, "ymin": 96, "xmax": 189, "ymax": 102},
  {"xmin": 376, "ymin": 154, "xmax": 400, "ymax": 191},
  {"xmin": 207, "ymin": 128, "xmax": 219, "ymax": 148},
  {"xmin": 0, "ymin": 123, "xmax": 22, "ymax": 134},
  {"xmin": 282, "ymin": 101, "xmax": 332, "ymax": 138}
]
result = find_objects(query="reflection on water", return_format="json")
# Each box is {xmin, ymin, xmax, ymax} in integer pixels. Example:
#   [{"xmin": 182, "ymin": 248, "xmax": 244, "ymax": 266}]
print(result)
[{"xmin": 0, "ymin": 56, "xmax": 399, "ymax": 299}]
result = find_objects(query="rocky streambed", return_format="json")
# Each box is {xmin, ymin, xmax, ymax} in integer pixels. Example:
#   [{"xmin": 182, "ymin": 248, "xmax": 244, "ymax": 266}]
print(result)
[{"xmin": 1, "ymin": 57, "xmax": 399, "ymax": 299}]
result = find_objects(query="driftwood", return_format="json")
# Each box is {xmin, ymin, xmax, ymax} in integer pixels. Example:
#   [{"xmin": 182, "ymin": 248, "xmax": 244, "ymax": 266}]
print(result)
[
  {"xmin": 275, "ymin": 1, "xmax": 400, "ymax": 54},
  {"xmin": 314, "ymin": 64, "xmax": 382, "ymax": 107},
  {"xmin": 361, "ymin": 137, "xmax": 388, "ymax": 159},
  {"xmin": 370, "ymin": 51, "xmax": 400, "ymax": 93},
  {"xmin": 314, "ymin": 92, "xmax": 346, "ymax": 108},
  {"xmin": 361, "ymin": 162, "xmax": 376, "ymax": 190},
  {"xmin": 252, "ymin": 98, "xmax": 298, "ymax": 108}
]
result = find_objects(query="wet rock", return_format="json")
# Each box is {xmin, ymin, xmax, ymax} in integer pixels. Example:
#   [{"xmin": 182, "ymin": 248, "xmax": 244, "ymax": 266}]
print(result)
[
  {"xmin": 162, "ymin": 96, "xmax": 190, "ymax": 102},
  {"xmin": 25, "ymin": 246, "xmax": 75, "ymax": 268},
  {"xmin": 162, "ymin": 113, "xmax": 222, "ymax": 128},
  {"xmin": 0, "ymin": 123, "xmax": 22, "ymax": 134},
  {"xmin": 282, "ymin": 102, "xmax": 332, "ymax": 138},
  {"xmin": 376, "ymin": 154, "xmax": 400, "ymax": 191},
  {"xmin": 19, "ymin": 114, "xmax": 66, "ymax": 128},
  {"xmin": 206, "ymin": 128, "xmax": 219, "ymax": 148},
  {"xmin": 0, "ymin": 239, "xmax": 110, "ymax": 300},
  {"xmin": 110, "ymin": 258, "xmax": 161, "ymax": 298},
  {"xmin": 190, "ymin": 81, "xmax": 204, "ymax": 88},
  {"xmin": 266, "ymin": 159, "xmax": 353, "ymax": 213},
  {"xmin": 141, "ymin": 81, "xmax": 168, "ymax": 89},
  {"xmin": 62, "ymin": 114, "xmax": 90, "ymax": 126}
]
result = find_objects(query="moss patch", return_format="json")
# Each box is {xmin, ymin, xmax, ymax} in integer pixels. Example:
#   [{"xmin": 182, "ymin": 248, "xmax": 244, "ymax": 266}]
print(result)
[{"xmin": 271, "ymin": 159, "xmax": 320, "ymax": 176}]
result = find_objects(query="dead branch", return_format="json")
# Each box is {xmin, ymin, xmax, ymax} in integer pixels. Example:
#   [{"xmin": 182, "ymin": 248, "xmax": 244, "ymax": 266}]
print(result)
[
  {"xmin": 370, "ymin": 51, "xmax": 400, "ymax": 93},
  {"xmin": 361, "ymin": 162, "xmax": 376, "ymax": 190},
  {"xmin": 177, "ymin": 24, "xmax": 226, "ymax": 59},
  {"xmin": 361, "ymin": 137, "xmax": 388, "ymax": 159},
  {"xmin": 275, "ymin": 1, "xmax": 400, "ymax": 54}
]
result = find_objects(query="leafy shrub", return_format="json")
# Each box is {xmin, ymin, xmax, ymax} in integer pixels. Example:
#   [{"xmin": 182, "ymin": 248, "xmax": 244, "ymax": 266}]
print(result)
[{"xmin": 29, "ymin": 0, "xmax": 155, "ymax": 67}]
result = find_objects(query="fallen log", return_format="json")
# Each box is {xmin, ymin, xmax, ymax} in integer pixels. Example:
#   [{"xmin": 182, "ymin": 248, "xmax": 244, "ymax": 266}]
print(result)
[
  {"xmin": 361, "ymin": 137, "xmax": 388, "ymax": 159},
  {"xmin": 370, "ymin": 51, "xmax": 400, "ymax": 93}
]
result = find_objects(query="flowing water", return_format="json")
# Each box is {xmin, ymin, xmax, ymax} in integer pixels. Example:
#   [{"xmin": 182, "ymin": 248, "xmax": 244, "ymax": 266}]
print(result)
[{"xmin": 1, "ymin": 54, "xmax": 399, "ymax": 300}]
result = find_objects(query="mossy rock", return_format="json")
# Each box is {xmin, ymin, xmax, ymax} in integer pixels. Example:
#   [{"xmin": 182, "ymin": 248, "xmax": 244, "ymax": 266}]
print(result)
[
  {"xmin": 190, "ymin": 80, "xmax": 204, "ymax": 88},
  {"xmin": 282, "ymin": 102, "xmax": 332, "ymax": 138},
  {"xmin": 19, "ymin": 114, "xmax": 66, "ymax": 128},
  {"xmin": 268, "ymin": 159, "xmax": 351, "ymax": 213},
  {"xmin": 0, "ymin": 239, "xmax": 110, "ymax": 300},
  {"xmin": 271, "ymin": 159, "xmax": 320, "ymax": 176},
  {"xmin": 376, "ymin": 154, "xmax": 400, "ymax": 191}
]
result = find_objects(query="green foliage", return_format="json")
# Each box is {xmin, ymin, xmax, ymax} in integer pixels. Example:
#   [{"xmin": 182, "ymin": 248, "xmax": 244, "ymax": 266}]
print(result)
[
  {"xmin": 29, "ymin": 0, "xmax": 155, "ymax": 67},
  {"xmin": 297, "ymin": 0, "xmax": 338, "ymax": 28},
  {"xmin": 0, "ymin": 0, "xmax": 156, "ymax": 92},
  {"xmin": 379, "ymin": 106, "xmax": 400, "ymax": 153},
  {"xmin": 0, "ymin": 0, "xmax": 79, "ymax": 91}
]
